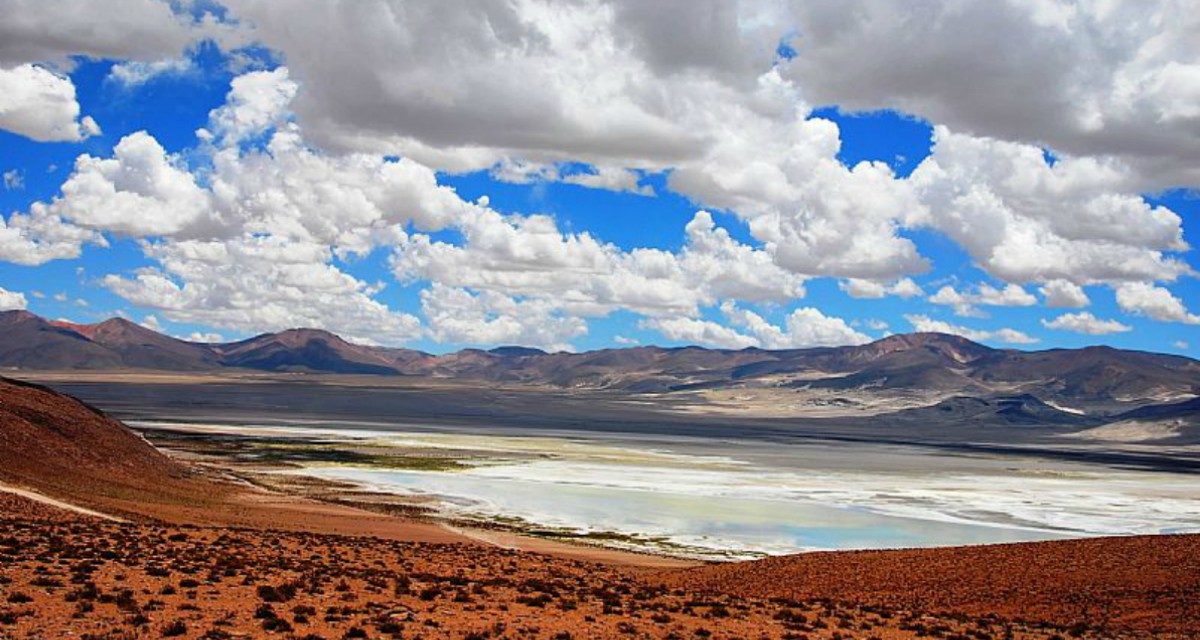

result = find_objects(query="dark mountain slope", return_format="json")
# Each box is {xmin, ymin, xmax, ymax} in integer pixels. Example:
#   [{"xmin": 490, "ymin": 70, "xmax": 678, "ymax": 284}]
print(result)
[
  {"xmin": 0, "ymin": 311, "xmax": 123, "ymax": 370},
  {"xmin": 85, "ymin": 318, "xmax": 220, "ymax": 370},
  {"xmin": 889, "ymin": 394, "xmax": 1101, "ymax": 428},
  {"xmin": 1115, "ymin": 396, "xmax": 1200, "ymax": 421},
  {"xmin": 969, "ymin": 346, "xmax": 1200, "ymax": 402},
  {"xmin": 1, "ymin": 312, "xmax": 1197, "ymax": 414},
  {"xmin": 214, "ymin": 329, "xmax": 404, "ymax": 375}
]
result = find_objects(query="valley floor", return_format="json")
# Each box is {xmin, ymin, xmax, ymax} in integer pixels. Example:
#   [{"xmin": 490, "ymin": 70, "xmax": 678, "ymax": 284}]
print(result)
[{"xmin": 3, "ymin": 374, "xmax": 1198, "ymax": 638}]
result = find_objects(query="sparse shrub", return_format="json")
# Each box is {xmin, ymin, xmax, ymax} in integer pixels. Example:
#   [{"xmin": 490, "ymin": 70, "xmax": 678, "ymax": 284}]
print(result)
[
  {"xmin": 262, "ymin": 617, "xmax": 293, "ymax": 632},
  {"xmin": 257, "ymin": 584, "xmax": 285, "ymax": 602},
  {"xmin": 377, "ymin": 620, "xmax": 402, "ymax": 634},
  {"xmin": 516, "ymin": 592, "xmax": 552, "ymax": 608}
]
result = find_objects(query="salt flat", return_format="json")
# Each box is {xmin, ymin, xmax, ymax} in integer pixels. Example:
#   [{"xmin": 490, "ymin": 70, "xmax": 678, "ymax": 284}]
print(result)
[{"xmin": 128, "ymin": 415, "xmax": 1200, "ymax": 560}]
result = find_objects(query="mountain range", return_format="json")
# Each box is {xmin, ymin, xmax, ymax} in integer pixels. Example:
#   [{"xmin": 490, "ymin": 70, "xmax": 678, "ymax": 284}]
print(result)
[{"xmin": 2, "ymin": 310, "xmax": 1198, "ymax": 417}]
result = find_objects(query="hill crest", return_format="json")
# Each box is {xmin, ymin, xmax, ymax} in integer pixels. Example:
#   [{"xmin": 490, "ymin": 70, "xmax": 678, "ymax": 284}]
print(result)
[{"xmin": 1, "ymin": 311, "xmax": 1196, "ymax": 413}]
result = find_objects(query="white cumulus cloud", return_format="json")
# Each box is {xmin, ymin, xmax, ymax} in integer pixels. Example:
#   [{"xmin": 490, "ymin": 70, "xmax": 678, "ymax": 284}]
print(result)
[
  {"xmin": 0, "ymin": 64, "xmax": 100, "ymax": 142},
  {"xmin": 0, "ymin": 286, "xmax": 28, "ymax": 311},
  {"xmin": 1114, "ymin": 282, "xmax": 1200, "ymax": 324},
  {"xmin": 641, "ymin": 316, "xmax": 757, "ymax": 350},
  {"xmin": 910, "ymin": 127, "xmax": 1190, "ymax": 285},
  {"xmin": 643, "ymin": 302, "xmax": 868, "ymax": 351},
  {"xmin": 50, "ymin": 131, "xmax": 210, "ymax": 237},
  {"xmin": 784, "ymin": 0, "xmax": 1200, "ymax": 189},
  {"xmin": 928, "ymin": 282, "xmax": 1037, "ymax": 317},
  {"xmin": 721, "ymin": 302, "xmax": 870, "ymax": 349},
  {"xmin": 905, "ymin": 314, "xmax": 1038, "ymax": 345},
  {"xmin": 1039, "ymin": 279, "xmax": 1090, "ymax": 308},
  {"xmin": 103, "ymin": 235, "xmax": 423, "ymax": 345},
  {"xmin": 108, "ymin": 57, "xmax": 194, "ymax": 87},
  {"xmin": 1041, "ymin": 312, "xmax": 1132, "ymax": 335},
  {"xmin": 839, "ymin": 277, "xmax": 923, "ymax": 299},
  {"xmin": 206, "ymin": 67, "xmax": 297, "ymax": 145},
  {"xmin": 3, "ymin": 170, "xmax": 24, "ymax": 190},
  {"xmin": 420, "ymin": 284, "xmax": 586, "ymax": 351}
]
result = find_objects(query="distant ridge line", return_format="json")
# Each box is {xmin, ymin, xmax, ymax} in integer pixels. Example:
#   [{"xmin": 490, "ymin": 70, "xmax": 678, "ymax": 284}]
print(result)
[{"xmin": 1, "ymin": 310, "xmax": 1197, "ymax": 412}]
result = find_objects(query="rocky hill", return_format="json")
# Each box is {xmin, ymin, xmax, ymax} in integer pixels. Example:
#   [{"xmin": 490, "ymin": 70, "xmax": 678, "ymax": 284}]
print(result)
[{"xmin": 2, "ymin": 311, "xmax": 1197, "ymax": 416}]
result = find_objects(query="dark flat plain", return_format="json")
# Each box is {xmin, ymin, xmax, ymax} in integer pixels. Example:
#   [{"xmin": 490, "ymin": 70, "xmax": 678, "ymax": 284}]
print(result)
[{"xmin": 35, "ymin": 376, "xmax": 1200, "ymax": 473}]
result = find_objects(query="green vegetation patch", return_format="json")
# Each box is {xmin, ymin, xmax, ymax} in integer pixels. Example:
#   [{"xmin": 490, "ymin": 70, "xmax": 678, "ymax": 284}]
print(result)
[
  {"xmin": 242, "ymin": 447, "xmax": 467, "ymax": 471},
  {"xmin": 140, "ymin": 427, "xmax": 469, "ymax": 471}
]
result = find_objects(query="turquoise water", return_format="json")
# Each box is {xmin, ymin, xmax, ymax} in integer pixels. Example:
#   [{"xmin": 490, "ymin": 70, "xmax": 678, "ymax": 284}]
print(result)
[{"xmin": 307, "ymin": 465, "xmax": 1071, "ymax": 558}]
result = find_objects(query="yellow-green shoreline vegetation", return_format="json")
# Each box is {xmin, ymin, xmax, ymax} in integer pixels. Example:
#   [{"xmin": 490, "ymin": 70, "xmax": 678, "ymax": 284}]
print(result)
[{"xmin": 139, "ymin": 427, "xmax": 471, "ymax": 472}]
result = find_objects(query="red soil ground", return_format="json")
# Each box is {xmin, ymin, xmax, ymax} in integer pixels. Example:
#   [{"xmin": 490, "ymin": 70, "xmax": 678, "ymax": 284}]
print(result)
[
  {"xmin": 2, "ymin": 493, "xmax": 1140, "ymax": 640},
  {"xmin": 664, "ymin": 534, "xmax": 1200, "ymax": 638}
]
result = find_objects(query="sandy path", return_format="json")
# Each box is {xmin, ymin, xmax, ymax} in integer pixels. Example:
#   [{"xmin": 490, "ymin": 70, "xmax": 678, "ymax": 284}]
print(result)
[{"xmin": 0, "ymin": 482, "xmax": 125, "ymax": 522}]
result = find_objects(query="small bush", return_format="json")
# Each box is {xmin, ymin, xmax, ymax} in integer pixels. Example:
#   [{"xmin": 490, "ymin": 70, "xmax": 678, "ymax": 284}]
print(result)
[{"xmin": 262, "ymin": 617, "xmax": 293, "ymax": 632}]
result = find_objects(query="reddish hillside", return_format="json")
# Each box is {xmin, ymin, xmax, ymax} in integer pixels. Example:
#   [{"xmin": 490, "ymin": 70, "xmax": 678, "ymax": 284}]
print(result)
[
  {"xmin": 0, "ymin": 376, "xmax": 199, "ymax": 509},
  {"xmin": 664, "ymin": 534, "xmax": 1200, "ymax": 636},
  {"xmin": 46, "ymin": 319, "xmax": 101, "ymax": 339},
  {"xmin": 0, "ymin": 376, "xmax": 459, "ymax": 541},
  {"xmin": 0, "ymin": 376, "xmax": 294, "ymax": 526}
]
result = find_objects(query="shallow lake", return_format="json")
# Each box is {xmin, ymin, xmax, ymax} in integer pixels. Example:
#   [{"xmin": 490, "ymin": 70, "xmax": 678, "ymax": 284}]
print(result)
[
  {"xmin": 306, "ymin": 464, "xmax": 1073, "ymax": 558},
  {"xmin": 185, "ymin": 423, "xmax": 1200, "ymax": 560}
]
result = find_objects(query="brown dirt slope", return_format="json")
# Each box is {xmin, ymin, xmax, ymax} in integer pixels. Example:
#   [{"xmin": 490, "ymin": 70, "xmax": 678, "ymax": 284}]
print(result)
[
  {"xmin": 664, "ymin": 534, "xmax": 1200, "ymax": 637},
  {"xmin": 0, "ymin": 376, "xmax": 458, "ymax": 542},
  {"xmin": 0, "ymin": 375, "xmax": 196, "ymax": 506}
]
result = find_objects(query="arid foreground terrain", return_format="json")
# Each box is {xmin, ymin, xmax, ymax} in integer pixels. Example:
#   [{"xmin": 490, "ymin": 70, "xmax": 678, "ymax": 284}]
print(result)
[{"xmin": 1, "ymin": 376, "xmax": 1197, "ymax": 639}]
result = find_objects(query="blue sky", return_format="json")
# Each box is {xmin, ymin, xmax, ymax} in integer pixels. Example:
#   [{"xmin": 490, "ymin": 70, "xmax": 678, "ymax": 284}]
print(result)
[{"xmin": 1, "ymin": 2, "xmax": 1197, "ymax": 355}]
